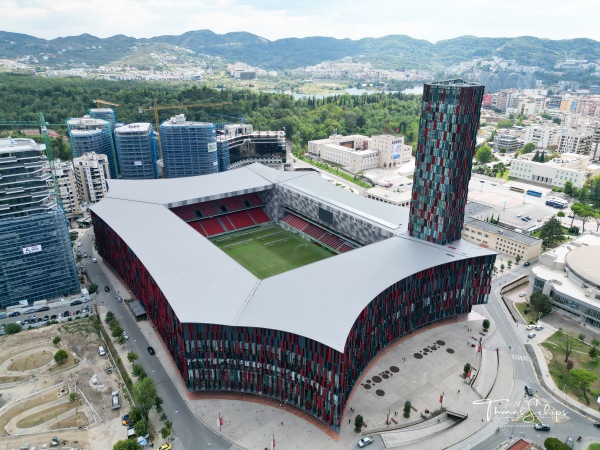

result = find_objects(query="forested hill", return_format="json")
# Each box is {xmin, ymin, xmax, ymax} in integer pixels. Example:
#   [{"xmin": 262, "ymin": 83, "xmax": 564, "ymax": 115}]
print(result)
[{"xmin": 1, "ymin": 30, "xmax": 599, "ymax": 71}]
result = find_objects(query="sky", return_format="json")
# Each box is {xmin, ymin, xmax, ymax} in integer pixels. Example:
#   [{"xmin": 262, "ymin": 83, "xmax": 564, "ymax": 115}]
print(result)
[{"xmin": 1, "ymin": 0, "xmax": 599, "ymax": 42}]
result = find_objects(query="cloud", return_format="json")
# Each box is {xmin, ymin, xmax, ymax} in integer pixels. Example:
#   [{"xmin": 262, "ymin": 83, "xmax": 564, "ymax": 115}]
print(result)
[{"xmin": 0, "ymin": 0, "xmax": 598, "ymax": 42}]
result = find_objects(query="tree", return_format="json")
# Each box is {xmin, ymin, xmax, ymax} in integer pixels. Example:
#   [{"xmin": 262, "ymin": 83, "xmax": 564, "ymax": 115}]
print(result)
[
  {"xmin": 105, "ymin": 311, "xmax": 115, "ymax": 324},
  {"xmin": 543, "ymin": 437, "xmax": 572, "ymax": 450},
  {"xmin": 5, "ymin": 323, "xmax": 22, "ymax": 334},
  {"xmin": 515, "ymin": 255, "xmax": 521, "ymax": 264},
  {"xmin": 557, "ymin": 330, "xmax": 577, "ymax": 362},
  {"xmin": 354, "ymin": 414, "xmax": 364, "ymax": 430},
  {"xmin": 589, "ymin": 347, "xmax": 598, "ymax": 361},
  {"xmin": 570, "ymin": 202, "xmax": 595, "ymax": 231},
  {"xmin": 161, "ymin": 426, "xmax": 171, "ymax": 439},
  {"xmin": 87, "ymin": 283, "xmax": 98, "ymax": 294},
  {"xmin": 556, "ymin": 211, "xmax": 565, "ymax": 218},
  {"xmin": 113, "ymin": 440, "xmax": 141, "ymax": 450},
  {"xmin": 403, "ymin": 400, "xmax": 412, "ymax": 418},
  {"xmin": 592, "ymin": 338, "xmax": 600, "ymax": 347},
  {"xmin": 475, "ymin": 145, "xmax": 493, "ymax": 164},
  {"xmin": 563, "ymin": 181, "xmax": 574, "ymax": 196},
  {"xmin": 132, "ymin": 364, "xmax": 147, "ymax": 380},
  {"xmin": 133, "ymin": 376, "xmax": 157, "ymax": 421},
  {"xmin": 54, "ymin": 349, "xmax": 69, "ymax": 365},
  {"xmin": 532, "ymin": 151, "xmax": 540, "ymax": 162},
  {"xmin": 500, "ymin": 263, "xmax": 505, "ymax": 272},
  {"xmin": 507, "ymin": 260, "xmax": 512, "ymax": 268},
  {"xmin": 53, "ymin": 336, "xmax": 61, "ymax": 345},
  {"xmin": 482, "ymin": 319, "xmax": 490, "ymax": 331},
  {"xmin": 155, "ymin": 396, "xmax": 164, "ymax": 413},
  {"xmin": 127, "ymin": 351, "xmax": 139, "ymax": 364},
  {"xmin": 521, "ymin": 143, "xmax": 535, "ymax": 154},
  {"xmin": 530, "ymin": 292, "xmax": 552, "ymax": 316},
  {"xmin": 539, "ymin": 216, "xmax": 564, "ymax": 247},
  {"xmin": 570, "ymin": 368, "xmax": 598, "ymax": 403},
  {"xmin": 111, "ymin": 326, "xmax": 124, "ymax": 338},
  {"xmin": 463, "ymin": 363, "xmax": 471, "ymax": 375}
]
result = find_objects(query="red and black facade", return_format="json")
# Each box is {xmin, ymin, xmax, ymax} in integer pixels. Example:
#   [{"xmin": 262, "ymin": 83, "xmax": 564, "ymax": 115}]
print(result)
[{"xmin": 92, "ymin": 211, "xmax": 493, "ymax": 431}]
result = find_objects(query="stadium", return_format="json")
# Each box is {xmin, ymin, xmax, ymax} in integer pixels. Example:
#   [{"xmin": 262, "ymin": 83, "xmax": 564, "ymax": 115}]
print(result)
[{"xmin": 91, "ymin": 80, "xmax": 496, "ymax": 430}]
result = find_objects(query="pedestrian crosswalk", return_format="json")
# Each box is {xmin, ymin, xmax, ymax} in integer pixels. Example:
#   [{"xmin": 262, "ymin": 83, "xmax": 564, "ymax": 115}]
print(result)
[{"xmin": 512, "ymin": 354, "xmax": 529, "ymax": 361}]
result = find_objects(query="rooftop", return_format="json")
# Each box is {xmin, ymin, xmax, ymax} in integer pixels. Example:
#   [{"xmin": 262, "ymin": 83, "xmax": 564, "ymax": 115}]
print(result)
[
  {"xmin": 114, "ymin": 123, "xmax": 153, "ymax": 133},
  {"xmin": 91, "ymin": 164, "xmax": 494, "ymax": 352},
  {"xmin": 565, "ymin": 245, "xmax": 600, "ymax": 288},
  {"xmin": 464, "ymin": 219, "xmax": 540, "ymax": 245}
]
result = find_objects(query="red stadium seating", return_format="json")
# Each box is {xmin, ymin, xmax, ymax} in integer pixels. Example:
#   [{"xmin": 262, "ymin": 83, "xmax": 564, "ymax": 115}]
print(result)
[
  {"xmin": 228, "ymin": 211, "xmax": 255, "ymax": 229},
  {"xmin": 281, "ymin": 213, "xmax": 356, "ymax": 253},
  {"xmin": 201, "ymin": 218, "xmax": 225, "ymax": 236},
  {"xmin": 248, "ymin": 208, "xmax": 270, "ymax": 225},
  {"xmin": 189, "ymin": 221, "xmax": 208, "ymax": 236}
]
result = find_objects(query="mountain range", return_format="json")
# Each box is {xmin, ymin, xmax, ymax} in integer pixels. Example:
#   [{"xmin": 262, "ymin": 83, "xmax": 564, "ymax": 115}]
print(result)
[{"xmin": 1, "ymin": 30, "xmax": 600, "ymax": 72}]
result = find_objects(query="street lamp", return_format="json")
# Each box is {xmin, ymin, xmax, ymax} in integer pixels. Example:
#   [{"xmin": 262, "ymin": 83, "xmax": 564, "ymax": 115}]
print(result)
[{"xmin": 480, "ymin": 180, "xmax": 485, "ymax": 192}]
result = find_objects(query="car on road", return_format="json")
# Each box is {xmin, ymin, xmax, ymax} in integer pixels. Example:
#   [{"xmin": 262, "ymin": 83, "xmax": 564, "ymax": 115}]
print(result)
[
  {"xmin": 523, "ymin": 261, "xmax": 531, "ymax": 267},
  {"xmin": 43, "ymin": 315, "xmax": 49, "ymax": 322},
  {"xmin": 147, "ymin": 346, "xmax": 156, "ymax": 355},
  {"xmin": 358, "ymin": 436, "xmax": 374, "ymax": 448},
  {"xmin": 50, "ymin": 436, "xmax": 59, "ymax": 447},
  {"xmin": 27, "ymin": 315, "xmax": 37, "ymax": 321},
  {"xmin": 8, "ymin": 311, "xmax": 20, "ymax": 317},
  {"xmin": 491, "ymin": 183, "xmax": 497, "ymax": 186},
  {"xmin": 525, "ymin": 216, "xmax": 532, "ymax": 220},
  {"xmin": 122, "ymin": 331, "xmax": 129, "ymax": 340},
  {"xmin": 116, "ymin": 295, "xmax": 123, "ymax": 302},
  {"xmin": 534, "ymin": 423, "xmax": 550, "ymax": 431},
  {"xmin": 0, "ymin": 313, "xmax": 6, "ymax": 319},
  {"xmin": 519, "ymin": 292, "xmax": 526, "ymax": 297},
  {"xmin": 104, "ymin": 286, "xmax": 110, "ymax": 292},
  {"xmin": 566, "ymin": 436, "xmax": 574, "ymax": 448},
  {"xmin": 157, "ymin": 444, "xmax": 172, "ymax": 450},
  {"xmin": 594, "ymin": 421, "xmax": 600, "ymax": 428},
  {"xmin": 526, "ymin": 325, "xmax": 536, "ymax": 330},
  {"xmin": 77, "ymin": 242, "xmax": 82, "ymax": 247},
  {"xmin": 535, "ymin": 325, "xmax": 544, "ymax": 331},
  {"xmin": 92, "ymin": 258, "xmax": 97, "ymax": 263},
  {"xmin": 63, "ymin": 310, "xmax": 70, "ymax": 317},
  {"xmin": 83, "ymin": 252, "xmax": 88, "ymax": 258},
  {"xmin": 36, "ymin": 306, "xmax": 50, "ymax": 312},
  {"xmin": 24, "ymin": 308, "xmax": 36, "ymax": 314},
  {"xmin": 70, "ymin": 300, "xmax": 82, "ymax": 306},
  {"xmin": 525, "ymin": 385, "xmax": 534, "ymax": 396},
  {"xmin": 517, "ymin": 214, "xmax": 522, "ymax": 218},
  {"xmin": 527, "ymin": 332, "xmax": 537, "ymax": 338},
  {"xmin": 76, "ymin": 251, "xmax": 82, "ymax": 256}
]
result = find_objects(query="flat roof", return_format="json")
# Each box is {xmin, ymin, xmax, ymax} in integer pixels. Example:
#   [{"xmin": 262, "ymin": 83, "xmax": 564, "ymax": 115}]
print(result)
[
  {"xmin": 464, "ymin": 219, "xmax": 540, "ymax": 245},
  {"xmin": 91, "ymin": 163, "xmax": 494, "ymax": 352},
  {"xmin": 115, "ymin": 123, "xmax": 152, "ymax": 133}
]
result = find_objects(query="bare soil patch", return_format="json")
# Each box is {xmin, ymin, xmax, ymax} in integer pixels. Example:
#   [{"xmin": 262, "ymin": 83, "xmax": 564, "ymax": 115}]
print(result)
[
  {"xmin": 17, "ymin": 400, "xmax": 81, "ymax": 429},
  {"xmin": 47, "ymin": 351, "xmax": 76, "ymax": 373},
  {"xmin": 0, "ymin": 375, "xmax": 27, "ymax": 384},
  {"xmin": 7, "ymin": 351, "xmax": 53, "ymax": 371},
  {"xmin": 50, "ymin": 411, "xmax": 89, "ymax": 429},
  {"xmin": 0, "ymin": 388, "xmax": 64, "ymax": 436}
]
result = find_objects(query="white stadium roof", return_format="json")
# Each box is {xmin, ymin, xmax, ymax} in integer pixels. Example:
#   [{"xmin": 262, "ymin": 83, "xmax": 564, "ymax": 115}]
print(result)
[{"xmin": 92, "ymin": 164, "xmax": 495, "ymax": 352}]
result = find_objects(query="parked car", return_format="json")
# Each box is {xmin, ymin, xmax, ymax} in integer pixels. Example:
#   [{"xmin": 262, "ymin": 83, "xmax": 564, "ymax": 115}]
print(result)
[
  {"xmin": 525, "ymin": 385, "xmax": 534, "ymax": 396},
  {"xmin": 27, "ymin": 315, "xmax": 37, "ymax": 321},
  {"xmin": 122, "ymin": 331, "xmax": 129, "ymax": 340},
  {"xmin": 63, "ymin": 311, "xmax": 70, "ymax": 317},
  {"xmin": 8, "ymin": 311, "xmax": 20, "ymax": 317},
  {"xmin": 83, "ymin": 252, "xmax": 88, "ymax": 258},
  {"xmin": 525, "ymin": 216, "xmax": 532, "ymax": 220},
  {"xmin": 76, "ymin": 251, "xmax": 82, "ymax": 256},
  {"xmin": 77, "ymin": 242, "xmax": 82, "ymax": 247},
  {"xmin": 535, "ymin": 325, "xmax": 544, "ymax": 331},
  {"xmin": 0, "ymin": 313, "xmax": 6, "ymax": 319},
  {"xmin": 523, "ymin": 261, "xmax": 531, "ymax": 267},
  {"xmin": 358, "ymin": 436, "xmax": 374, "ymax": 448},
  {"xmin": 92, "ymin": 258, "xmax": 97, "ymax": 263},
  {"xmin": 519, "ymin": 292, "xmax": 526, "ymax": 297},
  {"xmin": 24, "ymin": 308, "xmax": 36, "ymax": 314},
  {"xmin": 157, "ymin": 444, "xmax": 172, "ymax": 450},
  {"xmin": 534, "ymin": 423, "xmax": 550, "ymax": 431},
  {"xmin": 50, "ymin": 436, "xmax": 59, "ymax": 446},
  {"xmin": 566, "ymin": 436, "xmax": 574, "ymax": 448},
  {"xmin": 147, "ymin": 346, "xmax": 155, "ymax": 355},
  {"xmin": 594, "ymin": 421, "xmax": 600, "ymax": 428},
  {"xmin": 36, "ymin": 306, "xmax": 50, "ymax": 312},
  {"xmin": 526, "ymin": 325, "xmax": 536, "ymax": 330},
  {"xmin": 43, "ymin": 315, "xmax": 49, "ymax": 322},
  {"xmin": 104, "ymin": 286, "xmax": 110, "ymax": 292},
  {"xmin": 528, "ymin": 332, "xmax": 537, "ymax": 338},
  {"xmin": 70, "ymin": 300, "xmax": 82, "ymax": 306},
  {"xmin": 116, "ymin": 295, "xmax": 123, "ymax": 302},
  {"xmin": 50, "ymin": 315, "xmax": 57, "ymax": 320}
]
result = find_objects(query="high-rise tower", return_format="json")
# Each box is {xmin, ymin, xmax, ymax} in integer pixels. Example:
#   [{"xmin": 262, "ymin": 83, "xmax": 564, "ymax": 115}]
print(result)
[
  {"xmin": 114, "ymin": 123, "xmax": 158, "ymax": 179},
  {"xmin": 409, "ymin": 79, "xmax": 484, "ymax": 245},
  {"xmin": 67, "ymin": 117, "xmax": 119, "ymax": 178},
  {"xmin": 160, "ymin": 114, "xmax": 218, "ymax": 178}
]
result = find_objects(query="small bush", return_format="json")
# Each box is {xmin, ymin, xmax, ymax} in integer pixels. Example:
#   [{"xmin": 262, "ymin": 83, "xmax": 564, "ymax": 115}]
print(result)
[
  {"xmin": 354, "ymin": 414, "xmax": 364, "ymax": 430},
  {"xmin": 53, "ymin": 336, "xmax": 61, "ymax": 345},
  {"xmin": 69, "ymin": 392, "xmax": 77, "ymax": 402},
  {"xmin": 578, "ymin": 333, "xmax": 586, "ymax": 342},
  {"xmin": 54, "ymin": 349, "xmax": 69, "ymax": 365},
  {"xmin": 5, "ymin": 323, "xmax": 22, "ymax": 334},
  {"xmin": 482, "ymin": 319, "xmax": 490, "ymax": 331}
]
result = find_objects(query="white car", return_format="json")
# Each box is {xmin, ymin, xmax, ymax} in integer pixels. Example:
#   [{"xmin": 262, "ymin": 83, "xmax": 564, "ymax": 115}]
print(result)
[
  {"xmin": 77, "ymin": 242, "xmax": 82, "ymax": 247},
  {"xmin": 358, "ymin": 436, "xmax": 374, "ymax": 448},
  {"xmin": 519, "ymin": 292, "xmax": 526, "ymax": 298},
  {"xmin": 528, "ymin": 332, "xmax": 537, "ymax": 338},
  {"xmin": 92, "ymin": 258, "xmax": 97, "ymax": 263},
  {"xmin": 122, "ymin": 331, "xmax": 129, "ymax": 340},
  {"xmin": 526, "ymin": 325, "xmax": 536, "ymax": 330},
  {"xmin": 535, "ymin": 325, "xmax": 544, "ymax": 331}
]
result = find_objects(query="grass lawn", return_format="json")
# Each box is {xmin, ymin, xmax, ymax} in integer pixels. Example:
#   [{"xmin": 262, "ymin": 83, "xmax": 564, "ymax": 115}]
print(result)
[
  {"xmin": 588, "ymin": 444, "xmax": 600, "ymax": 450},
  {"xmin": 542, "ymin": 331, "xmax": 600, "ymax": 405},
  {"xmin": 211, "ymin": 224, "xmax": 334, "ymax": 279},
  {"xmin": 515, "ymin": 302, "xmax": 544, "ymax": 324}
]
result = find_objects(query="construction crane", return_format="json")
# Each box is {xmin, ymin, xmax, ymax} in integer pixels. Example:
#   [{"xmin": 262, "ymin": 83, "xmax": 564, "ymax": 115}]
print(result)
[
  {"xmin": 0, "ymin": 113, "xmax": 64, "ymax": 207},
  {"xmin": 92, "ymin": 99, "xmax": 120, "ymax": 108}
]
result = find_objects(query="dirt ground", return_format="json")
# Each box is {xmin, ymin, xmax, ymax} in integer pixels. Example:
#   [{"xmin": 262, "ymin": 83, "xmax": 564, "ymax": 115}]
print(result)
[{"xmin": 0, "ymin": 317, "xmax": 132, "ymax": 450}]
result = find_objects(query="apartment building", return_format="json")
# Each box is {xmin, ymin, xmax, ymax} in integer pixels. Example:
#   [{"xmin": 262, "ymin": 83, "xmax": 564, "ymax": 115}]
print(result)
[
  {"xmin": 523, "ymin": 125, "xmax": 557, "ymax": 149},
  {"xmin": 509, "ymin": 153, "xmax": 599, "ymax": 188},
  {"xmin": 54, "ymin": 160, "xmax": 82, "ymax": 216},
  {"xmin": 557, "ymin": 129, "xmax": 593, "ymax": 155},
  {"xmin": 73, "ymin": 152, "xmax": 110, "ymax": 204}
]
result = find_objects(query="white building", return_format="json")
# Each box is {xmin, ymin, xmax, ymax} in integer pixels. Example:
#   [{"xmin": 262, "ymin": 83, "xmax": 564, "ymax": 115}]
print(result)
[
  {"xmin": 54, "ymin": 160, "xmax": 81, "ymax": 216},
  {"xmin": 557, "ymin": 129, "xmax": 593, "ymax": 155},
  {"xmin": 307, "ymin": 134, "xmax": 412, "ymax": 172},
  {"xmin": 523, "ymin": 125, "xmax": 557, "ymax": 149},
  {"xmin": 73, "ymin": 152, "xmax": 110, "ymax": 204},
  {"xmin": 530, "ymin": 233, "xmax": 600, "ymax": 330},
  {"xmin": 365, "ymin": 187, "xmax": 411, "ymax": 207},
  {"xmin": 509, "ymin": 153, "xmax": 600, "ymax": 188}
]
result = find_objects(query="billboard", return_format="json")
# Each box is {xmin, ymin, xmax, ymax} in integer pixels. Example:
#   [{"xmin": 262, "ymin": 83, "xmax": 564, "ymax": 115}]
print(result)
[
  {"xmin": 392, "ymin": 143, "xmax": 402, "ymax": 160},
  {"xmin": 207, "ymin": 142, "xmax": 217, "ymax": 152},
  {"xmin": 23, "ymin": 245, "xmax": 42, "ymax": 255}
]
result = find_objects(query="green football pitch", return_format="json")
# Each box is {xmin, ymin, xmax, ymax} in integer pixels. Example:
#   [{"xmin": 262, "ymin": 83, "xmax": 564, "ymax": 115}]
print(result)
[{"xmin": 210, "ymin": 224, "xmax": 334, "ymax": 279}]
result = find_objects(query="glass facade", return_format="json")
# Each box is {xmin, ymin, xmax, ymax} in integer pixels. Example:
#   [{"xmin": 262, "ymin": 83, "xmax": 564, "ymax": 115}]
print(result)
[
  {"xmin": 114, "ymin": 123, "xmax": 158, "ymax": 179},
  {"xmin": 67, "ymin": 118, "xmax": 119, "ymax": 179},
  {"xmin": 0, "ymin": 138, "xmax": 79, "ymax": 308},
  {"xmin": 216, "ymin": 140, "xmax": 230, "ymax": 172},
  {"xmin": 160, "ymin": 116, "xmax": 218, "ymax": 178},
  {"xmin": 409, "ymin": 80, "xmax": 484, "ymax": 245},
  {"xmin": 88, "ymin": 108, "xmax": 117, "ymax": 130}
]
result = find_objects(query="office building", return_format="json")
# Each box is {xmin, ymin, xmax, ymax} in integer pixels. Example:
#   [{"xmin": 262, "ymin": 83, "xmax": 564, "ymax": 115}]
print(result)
[
  {"xmin": 160, "ymin": 114, "xmax": 218, "ymax": 178},
  {"xmin": 509, "ymin": 153, "xmax": 600, "ymax": 188},
  {"xmin": 67, "ymin": 117, "xmax": 119, "ymax": 178},
  {"xmin": 0, "ymin": 138, "xmax": 79, "ymax": 309},
  {"xmin": 74, "ymin": 152, "xmax": 110, "ymax": 204},
  {"xmin": 88, "ymin": 108, "xmax": 117, "ymax": 129},
  {"xmin": 409, "ymin": 79, "xmax": 485, "ymax": 245},
  {"xmin": 114, "ymin": 123, "xmax": 158, "ymax": 179}
]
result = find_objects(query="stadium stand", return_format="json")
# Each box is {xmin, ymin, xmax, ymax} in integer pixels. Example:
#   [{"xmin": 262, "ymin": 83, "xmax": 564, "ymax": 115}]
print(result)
[
  {"xmin": 248, "ymin": 208, "xmax": 270, "ymax": 225},
  {"xmin": 281, "ymin": 213, "xmax": 357, "ymax": 253},
  {"xmin": 228, "ymin": 211, "xmax": 255, "ymax": 229},
  {"xmin": 201, "ymin": 218, "xmax": 225, "ymax": 236}
]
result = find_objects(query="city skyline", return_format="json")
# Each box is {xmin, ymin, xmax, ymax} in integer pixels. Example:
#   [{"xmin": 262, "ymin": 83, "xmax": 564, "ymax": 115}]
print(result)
[{"xmin": 1, "ymin": 0, "xmax": 599, "ymax": 43}]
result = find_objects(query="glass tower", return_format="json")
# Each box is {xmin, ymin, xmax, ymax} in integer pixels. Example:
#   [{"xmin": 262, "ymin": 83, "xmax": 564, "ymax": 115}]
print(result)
[
  {"xmin": 0, "ymin": 138, "xmax": 79, "ymax": 309},
  {"xmin": 89, "ymin": 108, "xmax": 117, "ymax": 130},
  {"xmin": 114, "ymin": 123, "xmax": 158, "ymax": 179},
  {"xmin": 67, "ymin": 117, "xmax": 119, "ymax": 178},
  {"xmin": 409, "ymin": 79, "xmax": 484, "ymax": 245},
  {"xmin": 160, "ymin": 115, "xmax": 218, "ymax": 178}
]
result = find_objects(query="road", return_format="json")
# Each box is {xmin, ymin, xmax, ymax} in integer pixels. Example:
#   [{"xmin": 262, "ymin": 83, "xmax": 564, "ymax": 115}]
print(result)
[
  {"xmin": 451, "ymin": 265, "xmax": 596, "ymax": 450},
  {"xmin": 77, "ymin": 229, "xmax": 237, "ymax": 450}
]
